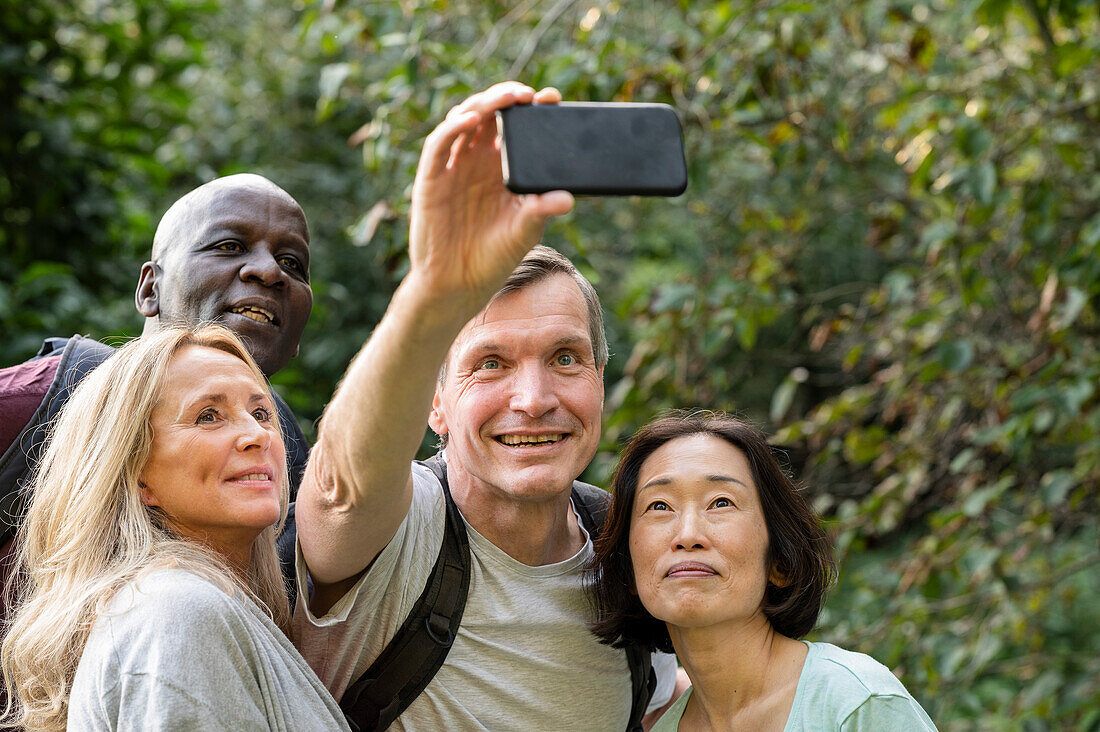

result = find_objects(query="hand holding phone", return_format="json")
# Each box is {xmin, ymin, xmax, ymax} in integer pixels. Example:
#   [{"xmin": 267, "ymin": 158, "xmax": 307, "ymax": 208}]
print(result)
[{"xmin": 497, "ymin": 102, "xmax": 688, "ymax": 196}]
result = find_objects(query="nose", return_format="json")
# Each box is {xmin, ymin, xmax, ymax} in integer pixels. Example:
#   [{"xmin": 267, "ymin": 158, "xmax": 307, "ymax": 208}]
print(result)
[
  {"xmin": 673, "ymin": 510, "xmax": 709, "ymax": 551},
  {"xmin": 508, "ymin": 363, "xmax": 561, "ymax": 418},
  {"xmin": 239, "ymin": 246, "xmax": 287, "ymax": 288},
  {"xmin": 235, "ymin": 414, "xmax": 273, "ymax": 452}
]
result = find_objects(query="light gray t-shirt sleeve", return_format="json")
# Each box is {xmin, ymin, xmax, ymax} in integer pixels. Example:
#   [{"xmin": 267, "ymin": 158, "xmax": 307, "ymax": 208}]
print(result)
[
  {"xmin": 70, "ymin": 577, "xmax": 270, "ymax": 730},
  {"xmin": 69, "ymin": 570, "xmax": 349, "ymax": 732}
]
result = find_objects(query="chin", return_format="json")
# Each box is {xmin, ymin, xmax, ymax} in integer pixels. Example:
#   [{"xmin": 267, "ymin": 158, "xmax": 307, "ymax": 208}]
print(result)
[
  {"xmin": 501, "ymin": 464, "xmax": 578, "ymax": 498},
  {"xmin": 650, "ymin": 594, "xmax": 725, "ymax": 629}
]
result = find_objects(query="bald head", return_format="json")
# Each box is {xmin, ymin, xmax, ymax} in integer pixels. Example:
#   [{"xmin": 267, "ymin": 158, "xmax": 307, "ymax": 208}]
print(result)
[
  {"xmin": 135, "ymin": 174, "xmax": 314, "ymax": 377},
  {"xmin": 152, "ymin": 174, "xmax": 300, "ymax": 262}
]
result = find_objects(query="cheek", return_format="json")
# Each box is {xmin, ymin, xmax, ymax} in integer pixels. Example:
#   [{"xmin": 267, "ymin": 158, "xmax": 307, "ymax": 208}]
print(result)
[{"xmin": 627, "ymin": 529, "xmax": 658, "ymax": 593}]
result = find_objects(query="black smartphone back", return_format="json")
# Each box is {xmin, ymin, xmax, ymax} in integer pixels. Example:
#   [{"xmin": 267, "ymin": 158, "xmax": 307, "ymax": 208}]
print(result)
[{"xmin": 497, "ymin": 102, "xmax": 687, "ymax": 196}]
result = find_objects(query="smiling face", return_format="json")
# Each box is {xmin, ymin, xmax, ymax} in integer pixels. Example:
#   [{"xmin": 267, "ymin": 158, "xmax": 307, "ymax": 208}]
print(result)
[
  {"xmin": 429, "ymin": 273, "xmax": 604, "ymax": 504},
  {"xmin": 139, "ymin": 345, "xmax": 285, "ymax": 562},
  {"xmin": 628, "ymin": 433, "xmax": 780, "ymax": 631},
  {"xmin": 138, "ymin": 175, "xmax": 313, "ymax": 376}
]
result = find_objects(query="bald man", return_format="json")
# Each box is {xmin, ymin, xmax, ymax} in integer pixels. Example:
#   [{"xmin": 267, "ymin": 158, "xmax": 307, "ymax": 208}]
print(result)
[
  {"xmin": 1, "ymin": 173, "xmax": 314, "ymax": 583},
  {"xmin": 135, "ymin": 173, "xmax": 313, "ymax": 378}
]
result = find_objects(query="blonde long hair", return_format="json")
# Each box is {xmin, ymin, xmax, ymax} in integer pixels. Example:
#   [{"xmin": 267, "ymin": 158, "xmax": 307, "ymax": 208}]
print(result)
[{"xmin": 1, "ymin": 325, "xmax": 290, "ymax": 730}]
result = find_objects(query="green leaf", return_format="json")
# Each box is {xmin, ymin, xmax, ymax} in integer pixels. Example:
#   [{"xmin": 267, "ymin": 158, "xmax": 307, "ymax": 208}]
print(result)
[
  {"xmin": 971, "ymin": 161, "xmax": 996, "ymax": 205},
  {"xmin": 937, "ymin": 339, "xmax": 974, "ymax": 372},
  {"xmin": 1040, "ymin": 471, "xmax": 1075, "ymax": 508}
]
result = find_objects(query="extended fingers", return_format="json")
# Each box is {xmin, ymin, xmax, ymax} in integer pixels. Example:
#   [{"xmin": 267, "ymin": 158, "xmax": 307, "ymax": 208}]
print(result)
[
  {"xmin": 451, "ymin": 81, "xmax": 536, "ymax": 119},
  {"xmin": 421, "ymin": 82, "xmax": 540, "ymax": 178},
  {"xmin": 532, "ymin": 87, "xmax": 562, "ymax": 104},
  {"xmin": 421, "ymin": 109, "xmax": 481, "ymax": 179}
]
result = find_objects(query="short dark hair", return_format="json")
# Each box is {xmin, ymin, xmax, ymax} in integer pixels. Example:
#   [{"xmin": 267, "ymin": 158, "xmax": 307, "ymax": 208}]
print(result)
[{"xmin": 588, "ymin": 411, "xmax": 836, "ymax": 653}]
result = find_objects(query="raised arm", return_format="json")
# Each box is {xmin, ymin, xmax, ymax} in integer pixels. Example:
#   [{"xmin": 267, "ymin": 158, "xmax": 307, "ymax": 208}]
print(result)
[{"xmin": 298, "ymin": 82, "xmax": 574, "ymax": 589}]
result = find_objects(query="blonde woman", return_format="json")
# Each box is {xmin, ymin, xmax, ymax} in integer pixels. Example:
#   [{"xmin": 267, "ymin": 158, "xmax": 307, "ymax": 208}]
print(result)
[{"xmin": 2, "ymin": 325, "xmax": 348, "ymax": 731}]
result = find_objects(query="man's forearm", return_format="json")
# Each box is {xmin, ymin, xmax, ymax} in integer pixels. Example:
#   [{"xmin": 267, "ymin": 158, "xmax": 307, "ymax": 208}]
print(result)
[{"xmin": 298, "ymin": 273, "xmax": 475, "ymax": 584}]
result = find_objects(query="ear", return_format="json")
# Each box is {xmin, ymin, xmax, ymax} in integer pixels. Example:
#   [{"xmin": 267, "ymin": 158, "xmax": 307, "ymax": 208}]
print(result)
[
  {"xmin": 768, "ymin": 563, "xmax": 790, "ymax": 588},
  {"xmin": 427, "ymin": 387, "xmax": 448, "ymax": 437},
  {"xmin": 135, "ymin": 262, "xmax": 161, "ymax": 318},
  {"xmin": 138, "ymin": 479, "xmax": 159, "ymax": 508}
]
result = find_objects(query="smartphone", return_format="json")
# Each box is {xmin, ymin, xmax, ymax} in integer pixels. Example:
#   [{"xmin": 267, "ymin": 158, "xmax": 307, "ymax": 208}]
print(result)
[{"xmin": 497, "ymin": 102, "xmax": 687, "ymax": 196}]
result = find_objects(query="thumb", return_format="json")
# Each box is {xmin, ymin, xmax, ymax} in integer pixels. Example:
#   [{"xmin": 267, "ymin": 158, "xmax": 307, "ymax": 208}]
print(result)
[{"xmin": 517, "ymin": 190, "xmax": 575, "ymax": 237}]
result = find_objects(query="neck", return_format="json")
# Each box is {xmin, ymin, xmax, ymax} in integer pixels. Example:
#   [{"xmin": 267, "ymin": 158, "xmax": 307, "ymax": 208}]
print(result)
[
  {"xmin": 669, "ymin": 617, "xmax": 806, "ymax": 730},
  {"xmin": 174, "ymin": 523, "xmax": 256, "ymax": 579},
  {"xmin": 446, "ymin": 464, "xmax": 585, "ymax": 566}
]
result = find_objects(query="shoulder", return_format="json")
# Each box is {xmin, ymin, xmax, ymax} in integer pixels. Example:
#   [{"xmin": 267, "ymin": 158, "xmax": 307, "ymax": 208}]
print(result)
[
  {"xmin": 98, "ymin": 569, "xmax": 259, "ymax": 651},
  {"xmin": 793, "ymin": 643, "xmax": 936, "ymax": 730},
  {"xmin": 803, "ymin": 642, "xmax": 908, "ymax": 695}
]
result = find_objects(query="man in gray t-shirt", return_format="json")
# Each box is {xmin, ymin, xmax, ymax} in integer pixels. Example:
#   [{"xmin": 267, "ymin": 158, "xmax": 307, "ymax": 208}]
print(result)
[{"xmin": 294, "ymin": 82, "xmax": 685, "ymax": 729}]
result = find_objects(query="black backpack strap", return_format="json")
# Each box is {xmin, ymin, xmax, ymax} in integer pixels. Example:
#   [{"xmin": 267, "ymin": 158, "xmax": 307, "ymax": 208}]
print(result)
[
  {"xmin": 0, "ymin": 336, "xmax": 115, "ymax": 542},
  {"xmin": 571, "ymin": 480, "xmax": 657, "ymax": 732},
  {"xmin": 339, "ymin": 454, "xmax": 471, "ymax": 732}
]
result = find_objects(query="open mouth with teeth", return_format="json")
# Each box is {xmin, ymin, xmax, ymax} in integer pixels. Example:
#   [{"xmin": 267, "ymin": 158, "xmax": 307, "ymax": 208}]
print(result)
[
  {"xmin": 228, "ymin": 305, "xmax": 277, "ymax": 325},
  {"xmin": 495, "ymin": 434, "xmax": 565, "ymax": 447}
]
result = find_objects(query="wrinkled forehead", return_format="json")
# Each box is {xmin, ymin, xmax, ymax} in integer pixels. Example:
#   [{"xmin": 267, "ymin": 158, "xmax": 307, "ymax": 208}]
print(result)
[
  {"xmin": 155, "ymin": 345, "xmax": 269, "ymax": 414},
  {"xmin": 449, "ymin": 275, "xmax": 593, "ymax": 358},
  {"xmin": 154, "ymin": 179, "xmax": 308, "ymax": 262}
]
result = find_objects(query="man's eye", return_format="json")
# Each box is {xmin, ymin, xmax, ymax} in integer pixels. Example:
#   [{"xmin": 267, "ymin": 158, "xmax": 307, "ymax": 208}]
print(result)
[
  {"xmin": 556, "ymin": 353, "xmax": 576, "ymax": 366},
  {"xmin": 277, "ymin": 255, "xmax": 305, "ymax": 274},
  {"xmin": 213, "ymin": 240, "xmax": 244, "ymax": 252},
  {"xmin": 646, "ymin": 500, "xmax": 670, "ymax": 512},
  {"xmin": 196, "ymin": 409, "xmax": 218, "ymax": 424},
  {"xmin": 478, "ymin": 359, "xmax": 500, "ymax": 370}
]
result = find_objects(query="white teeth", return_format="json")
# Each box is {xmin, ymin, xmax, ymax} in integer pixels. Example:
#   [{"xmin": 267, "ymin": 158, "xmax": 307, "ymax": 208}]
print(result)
[
  {"xmin": 230, "ymin": 306, "xmax": 274, "ymax": 324},
  {"xmin": 498, "ymin": 434, "xmax": 563, "ymax": 446},
  {"xmin": 240, "ymin": 473, "xmax": 269, "ymax": 481}
]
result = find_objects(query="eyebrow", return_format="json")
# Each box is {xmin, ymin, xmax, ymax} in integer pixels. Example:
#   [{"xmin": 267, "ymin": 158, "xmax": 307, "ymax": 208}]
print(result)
[
  {"xmin": 638, "ymin": 474, "xmax": 748, "ymax": 492},
  {"xmin": 183, "ymin": 392, "xmax": 269, "ymax": 410}
]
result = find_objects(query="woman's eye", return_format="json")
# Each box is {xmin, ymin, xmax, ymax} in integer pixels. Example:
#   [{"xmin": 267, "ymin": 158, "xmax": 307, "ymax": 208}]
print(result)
[
  {"xmin": 556, "ymin": 353, "xmax": 576, "ymax": 366},
  {"xmin": 252, "ymin": 407, "xmax": 272, "ymax": 422},
  {"xmin": 196, "ymin": 409, "xmax": 218, "ymax": 424},
  {"xmin": 646, "ymin": 500, "xmax": 670, "ymax": 512},
  {"xmin": 711, "ymin": 497, "xmax": 734, "ymax": 509}
]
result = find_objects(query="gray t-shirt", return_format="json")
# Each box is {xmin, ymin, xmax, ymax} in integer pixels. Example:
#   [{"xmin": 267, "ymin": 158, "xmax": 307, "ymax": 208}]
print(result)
[
  {"xmin": 293, "ymin": 461, "xmax": 677, "ymax": 731},
  {"xmin": 69, "ymin": 568, "xmax": 349, "ymax": 731},
  {"xmin": 651, "ymin": 641, "xmax": 936, "ymax": 731}
]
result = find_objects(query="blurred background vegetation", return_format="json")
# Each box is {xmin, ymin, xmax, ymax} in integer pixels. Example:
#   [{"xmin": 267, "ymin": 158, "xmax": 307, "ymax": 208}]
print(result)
[{"xmin": 2, "ymin": 0, "xmax": 1097, "ymax": 727}]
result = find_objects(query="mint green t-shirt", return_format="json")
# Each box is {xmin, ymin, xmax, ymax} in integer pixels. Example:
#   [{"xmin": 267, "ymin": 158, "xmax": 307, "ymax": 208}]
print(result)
[{"xmin": 651, "ymin": 641, "xmax": 936, "ymax": 731}]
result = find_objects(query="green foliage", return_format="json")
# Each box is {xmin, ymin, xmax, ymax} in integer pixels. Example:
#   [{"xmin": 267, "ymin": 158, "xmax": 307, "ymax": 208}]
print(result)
[
  {"xmin": 0, "ymin": 0, "xmax": 209, "ymax": 354},
  {"xmin": 3, "ymin": 0, "xmax": 1097, "ymax": 727}
]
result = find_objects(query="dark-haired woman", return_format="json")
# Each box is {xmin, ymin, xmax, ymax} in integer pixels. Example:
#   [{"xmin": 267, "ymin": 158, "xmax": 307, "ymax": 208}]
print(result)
[{"xmin": 590, "ymin": 412, "xmax": 935, "ymax": 731}]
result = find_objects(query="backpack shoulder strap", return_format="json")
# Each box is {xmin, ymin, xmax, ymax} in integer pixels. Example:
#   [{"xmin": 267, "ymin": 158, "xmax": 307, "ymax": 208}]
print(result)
[
  {"xmin": 0, "ymin": 336, "xmax": 114, "ymax": 541},
  {"xmin": 570, "ymin": 479, "xmax": 657, "ymax": 732},
  {"xmin": 339, "ymin": 454, "xmax": 471, "ymax": 732},
  {"xmin": 570, "ymin": 479, "xmax": 610, "ymax": 537}
]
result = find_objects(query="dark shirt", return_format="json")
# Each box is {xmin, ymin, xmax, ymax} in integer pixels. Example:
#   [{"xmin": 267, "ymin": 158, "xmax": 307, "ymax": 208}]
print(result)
[{"xmin": 0, "ymin": 354, "xmax": 61, "ymax": 456}]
